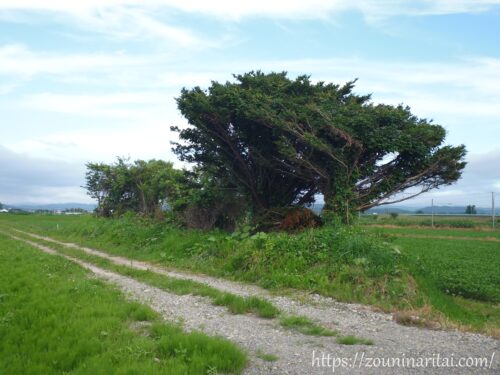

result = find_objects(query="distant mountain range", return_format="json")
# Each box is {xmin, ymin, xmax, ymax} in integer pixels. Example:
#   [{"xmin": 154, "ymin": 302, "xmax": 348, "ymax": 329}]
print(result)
[{"xmin": 4, "ymin": 203, "xmax": 96, "ymax": 212}]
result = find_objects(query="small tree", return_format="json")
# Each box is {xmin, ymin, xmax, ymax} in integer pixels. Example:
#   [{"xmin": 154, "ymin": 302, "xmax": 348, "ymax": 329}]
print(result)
[
  {"xmin": 465, "ymin": 205, "xmax": 477, "ymax": 215},
  {"xmin": 85, "ymin": 158, "xmax": 184, "ymax": 218}
]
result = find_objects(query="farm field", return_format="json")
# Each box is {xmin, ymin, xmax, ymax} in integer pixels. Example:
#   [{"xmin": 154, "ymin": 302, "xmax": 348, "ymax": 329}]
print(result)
[
  {"xmin": 1, "ymin": 213, "xmax": 498, "ymax": 337},
  {"xmin": 360, "ymin": 213, "xmax": 499, "ymax": 229},
  {"xmin": 365, "ymin": 225, "xmax": 500, "ymax": 239},
  {"xmin": 0, "ymin": 233, "xmax": 246, "ymax": 374},
  {"xmin": 364, "ymin": 225, "xmax": 500, "ymax": 332}
]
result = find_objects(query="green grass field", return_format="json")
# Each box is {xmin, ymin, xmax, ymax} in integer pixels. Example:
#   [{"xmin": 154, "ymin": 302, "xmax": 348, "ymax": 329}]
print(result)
[
  {"xmin": 0, "ymin": 233, "xmax": 246, "ymax": 374},
  {"xmin": 0, "ymin": 213, "xmax": 498, "ymax": 336}
]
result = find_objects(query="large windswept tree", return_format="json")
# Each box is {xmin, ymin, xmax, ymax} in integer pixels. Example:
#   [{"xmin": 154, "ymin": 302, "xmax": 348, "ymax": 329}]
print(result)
[{"xmin": 172, "ymin": 71, "xmax": 466, "ymax": 222}]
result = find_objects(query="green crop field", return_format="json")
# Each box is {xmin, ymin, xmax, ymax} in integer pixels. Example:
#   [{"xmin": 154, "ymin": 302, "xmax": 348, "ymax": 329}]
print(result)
[
  {"xmin": 1, "ymin": 213, "xmax": 499, "ymax": 337},
  {"xmin": 360, "ymin": 213, "xmax": 499, "ymax": 229},
  {"xmin": 365, "ymin": 225, "xmax": 500, "ymax": 239},
  {"xmin": 365, "ymin": 224, "xmax": 499, "ymax": 332}
]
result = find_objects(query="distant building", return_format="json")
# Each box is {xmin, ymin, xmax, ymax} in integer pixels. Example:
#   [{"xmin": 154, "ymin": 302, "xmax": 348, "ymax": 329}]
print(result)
[{"xmin": 0, "ymin": 209, "xmax": 9, "ymax": 213}]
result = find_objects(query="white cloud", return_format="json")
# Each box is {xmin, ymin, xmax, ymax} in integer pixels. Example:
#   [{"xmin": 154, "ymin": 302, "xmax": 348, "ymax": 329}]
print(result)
[
  {"xmin": 1, "ymin": 1, "xmax": 499, "ymax": 21},
  {"xmin": 5, "ymin": 45, "xmax": 500, "ymax": 105},
  {"xmin": 5, "ymin": 50, "xmax": 500, "ymax": 150},
  {"xmin": 72, "ymin": 6, "xmax": 208, "ymax": 47},
  {"xmin": 7, "ymin": 122, "xmax": 182, "ymax": 166},
  {"xmin": 155, "ymin": 71, "xmax": 232, "ymax": 88},
  {"xmin": 0, "ymin": 83, "xmax": 17, "ymax": 95},
  {"xmin": 0, "ymin": 185, "xmax": 90, "ymax": 205},
  {"xmin": 117, "ymin": 10, "xmax": 203, "ymax": 46},
  {"xmin": 0, "ymin": 2, "xmax": 211, "ymax": 47},
  {"xmin": 23, "ymin": 91, "xmax": 173, "ymax": 118},
  {"xmin": 4, "ymin": 43, "xmax": 500, "ymax": 139},
  {"xmin": 0, "ymin": 145, "xmax": 89, "ymax": 204},
  {"xmin": 467, "ymin": 149, "xmax": 500, "ymax": 179},
  {"xmin": 224, "ymin": 57, "xmax": 500, "ymax": 123},
  {"xmin": 0, "ymin": 44, "xmax": 150, "ymax": 78},
  {"xmin": 393, "ymin": 148, "xmax": 500, "ymax": 207}
]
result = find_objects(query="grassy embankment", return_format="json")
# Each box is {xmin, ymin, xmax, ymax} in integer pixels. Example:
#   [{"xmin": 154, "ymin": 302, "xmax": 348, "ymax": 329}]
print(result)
[
  {"xmin": 0, "ymin": 233, "xmax": 246, "ymax": 374},
  {"xmin": 1, "ymin": 213, "xmax": 498, "ymax": 336}
]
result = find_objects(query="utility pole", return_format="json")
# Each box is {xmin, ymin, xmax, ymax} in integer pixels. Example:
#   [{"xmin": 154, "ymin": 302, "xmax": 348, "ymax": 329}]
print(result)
[
  {"xmin": 493, "ymin": 192, "xmax": 496, "ymax": 229},
  {"xmin": 431, "ymin": 198, "xmax": 434, "ymax": 228}
]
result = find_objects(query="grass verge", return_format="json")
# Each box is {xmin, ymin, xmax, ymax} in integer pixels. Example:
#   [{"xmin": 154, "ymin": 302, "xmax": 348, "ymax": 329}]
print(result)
[{"xmin": 0, "ymin": 233, "xmax": 246, "ymax": 374}]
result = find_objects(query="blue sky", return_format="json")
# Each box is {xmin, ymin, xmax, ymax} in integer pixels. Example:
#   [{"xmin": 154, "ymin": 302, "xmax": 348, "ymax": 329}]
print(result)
[{"xmin": 1, "ymin": 1, "xmax": 499, "ymax": 207}]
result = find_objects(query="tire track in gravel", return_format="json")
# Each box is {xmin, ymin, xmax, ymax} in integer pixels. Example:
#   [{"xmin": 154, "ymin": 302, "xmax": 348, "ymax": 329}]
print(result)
[{"xmin": 6, "ymin": 229, "xmax": 500, "ymax": 374}]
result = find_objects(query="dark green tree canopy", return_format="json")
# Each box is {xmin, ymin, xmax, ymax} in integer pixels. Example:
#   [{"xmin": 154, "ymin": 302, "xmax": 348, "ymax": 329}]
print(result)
[
  {"xmin": 171, "ymin": 75, "xmax": 315, "ymax": 210},
  {"xmin": 172, "ymin": 71, "xmax": 466, "ymax": 221},
  {"xmin": 465, "ymin": 205, "xmax": 477, "ymax": 215}
]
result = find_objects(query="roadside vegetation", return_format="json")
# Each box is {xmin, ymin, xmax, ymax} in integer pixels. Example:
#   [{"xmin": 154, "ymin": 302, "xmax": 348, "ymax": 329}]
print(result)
[
  {"xmin": 0, "ymin": 233, "xmax": 246, "ymax": 374},
  {"xmin": 1, "ymin": 214, "xmax": 498, "ymax": 336}
]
